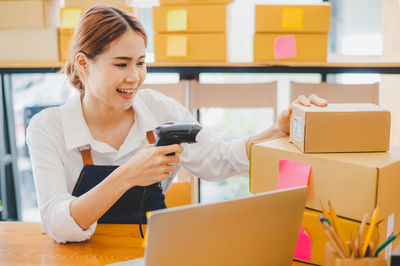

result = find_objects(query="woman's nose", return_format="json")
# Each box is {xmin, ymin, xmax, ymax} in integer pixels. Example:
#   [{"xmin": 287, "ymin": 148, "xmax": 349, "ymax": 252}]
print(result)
[{"xmin": 126, "ymin": 67, "xmax": 140, "ymax": 83}]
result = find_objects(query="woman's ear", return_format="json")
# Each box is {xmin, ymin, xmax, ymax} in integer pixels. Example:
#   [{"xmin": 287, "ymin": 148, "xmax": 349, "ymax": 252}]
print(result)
[{"xmin": 75, "ymin": 52, "xmax": 89, "ymax": 78}]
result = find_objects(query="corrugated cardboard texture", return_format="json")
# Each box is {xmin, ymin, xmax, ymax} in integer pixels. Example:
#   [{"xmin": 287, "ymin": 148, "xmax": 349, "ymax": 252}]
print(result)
[
  {"xmin": 0, "ymin": 27, "xmax": 59, "ymax": 61},
  {"xmin": 253, "ymin": 33, "xmax": 328, "ymax": 62},
  {"xmin": 249, "ymin": 137, "xmax": 400, "ymax": 223},
  {"xmin": 153, "ymin": 5, "xmax": 226, "ymax": 33},
  {"xmin": 255, "ymin": 4, "xmax": 331, "ymax": 33},
  {"xmin": 289, "ymin": 103, "xmax": 391, "ymax": 153},
  {"xmin": 154, "ymin": 33, "xmax": 226, "ymax": 62}
]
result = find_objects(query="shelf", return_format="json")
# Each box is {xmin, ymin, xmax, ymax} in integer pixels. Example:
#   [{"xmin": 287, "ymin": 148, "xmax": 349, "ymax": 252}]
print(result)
[{"xmin": 1, "ymin": 61, "xmax": 400, "ymax": 75}]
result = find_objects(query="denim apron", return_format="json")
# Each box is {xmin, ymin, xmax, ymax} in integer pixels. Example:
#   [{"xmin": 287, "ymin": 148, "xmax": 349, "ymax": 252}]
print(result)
[{"xmin": 72, "ymin": 131, "xmax": 166, "ymax": 237}]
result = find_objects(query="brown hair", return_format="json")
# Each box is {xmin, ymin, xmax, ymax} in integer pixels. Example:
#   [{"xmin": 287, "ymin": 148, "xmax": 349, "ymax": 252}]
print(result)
[{"xmin": 63, "ymin": 5, "xmax": 148, "ymax": 95}]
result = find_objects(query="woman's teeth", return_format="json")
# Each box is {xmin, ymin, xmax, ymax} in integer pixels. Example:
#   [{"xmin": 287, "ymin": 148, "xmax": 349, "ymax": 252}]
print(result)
[{"xmin": 117, "ymin": 88, "xmax": 134, "ymax": 94}]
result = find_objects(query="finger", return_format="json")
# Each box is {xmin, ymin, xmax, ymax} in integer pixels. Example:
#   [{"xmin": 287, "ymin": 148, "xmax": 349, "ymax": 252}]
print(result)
[
  {"xmin": 156, "ymin": 144, "xmax": 183, "ymax": 154},
  {"xmin": 280, "ymin": 107, "xmax": 291, "ymax": 118},
  {"xmin": 293, "ymin": 95, "xmax": 311, "ymax": 106},
  {"xmin": 162, "ymin": 155, "xmax": 180, "ymax": 164},
  {"xmin": 163, "ymin": 164, "xmax": 176, "ymax": 173},
  {"xmin": 308, "ymin": 94, "xmax": 328, "ymax": 106},
  {"xmin": 157, "ymin": 173, "xmax": 171, "ymax": 182}
]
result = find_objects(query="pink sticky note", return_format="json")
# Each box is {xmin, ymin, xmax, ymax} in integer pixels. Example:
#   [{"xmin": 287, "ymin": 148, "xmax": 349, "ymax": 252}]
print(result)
[
  {"xmin": 273, "ymin": 35, "xmax": 297, "ymax": 59},
  {"xmin": 277, "ymin": 159, "xmax": 311, "ymax": 190},
  {"xmin": 294, "ymin": 226, "xmax": 312, "ymax": 261}
]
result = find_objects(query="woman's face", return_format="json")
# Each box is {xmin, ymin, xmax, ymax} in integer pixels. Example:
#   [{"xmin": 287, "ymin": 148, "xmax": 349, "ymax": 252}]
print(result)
[{"xmin": 83, "ymin": 29, "xmax": 147, "ymax": 111}]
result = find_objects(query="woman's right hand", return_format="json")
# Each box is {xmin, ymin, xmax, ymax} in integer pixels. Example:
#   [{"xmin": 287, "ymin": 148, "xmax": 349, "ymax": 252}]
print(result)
[{"xmin": 119, "ymin": 144, "xmax": 183, "ymax": 188}]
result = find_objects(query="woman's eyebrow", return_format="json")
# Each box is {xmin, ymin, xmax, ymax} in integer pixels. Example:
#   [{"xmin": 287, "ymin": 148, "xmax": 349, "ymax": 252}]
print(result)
[
  {"xmin": 112, "ymin": 55, "xmax": 145, "ymax": 60},
  {"xmin": 112, "ymin": 56, "xmax": 132, "ymax": 60}
]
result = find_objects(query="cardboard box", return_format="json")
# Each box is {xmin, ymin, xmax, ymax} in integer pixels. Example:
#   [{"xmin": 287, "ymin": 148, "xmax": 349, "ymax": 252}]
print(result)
[
  {"xmin": 0, "ymin": 27, "xmax": 59, "ymax": 61},
  {"xmin": 0, "ymin": 0, "xmax": 58, "ymax": 29},
  {"xmin": 64, "ymin": 0, "xmax": 127, "ymax": 7},
  {"xmin": 298, "ymin": 209, "xmax": 399, "ymax": 265},
  {"xmin": 61, "ymin": 7, "xmax": 133, "ymax": 29},
  {"xmin": 159, "ymin": 0, "xmax": 232, "ymax": 5},
  {"xmin": 249, "ymin": 137, "xmax": 400, "ymax": 223},
  {"xmin": 153, "ymin": 5, "xmax": 227, "ymax": 33},
  {"xmin": 255, "ymin": 4, "xmax": 331, "ymax": 33},
  {"xmin": 154, "ymin": 33, "xmax": 226, "ymax": 62},
  {"xmin": 59, "ymin": 28, "xmax": 74, "ymax": 62},
  {"xmin": 253, "ymin": 33, "xmax": 328, "ymax": 62},
  {"xmin": 289, "ymin": 103, "xmax": 391, "ymax": 153}
]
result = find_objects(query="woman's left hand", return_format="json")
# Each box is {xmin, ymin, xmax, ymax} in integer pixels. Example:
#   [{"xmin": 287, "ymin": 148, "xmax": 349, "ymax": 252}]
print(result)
[{"xmin": 276, "ymin": 94, "xmax": 328, "ymax": 134}]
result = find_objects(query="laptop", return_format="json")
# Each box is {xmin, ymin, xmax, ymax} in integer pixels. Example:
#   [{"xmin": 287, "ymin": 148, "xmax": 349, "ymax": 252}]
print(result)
[{"xmin": 109, "ymin": 186, "xmax": 308, "ymax": 266}]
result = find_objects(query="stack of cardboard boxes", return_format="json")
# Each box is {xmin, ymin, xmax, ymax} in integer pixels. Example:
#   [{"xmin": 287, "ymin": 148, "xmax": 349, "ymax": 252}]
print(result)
[
  {"xmin": 153, "ymin": 0, "xmax": 232, "ymax": 62},
  {"xmin": 59, "ymin": 0, "xmax": 134, "ymax": 62},
  {"xmin": 254, "ymin": 4, "xmax": 331, "ymax": 62},
  {"xmin": 250, "ymin": 103, "xmax": 400, "ymax": 265},
  {"xmin": 0, "ymin": 0, "xmax": 59, "ymax": 61}
]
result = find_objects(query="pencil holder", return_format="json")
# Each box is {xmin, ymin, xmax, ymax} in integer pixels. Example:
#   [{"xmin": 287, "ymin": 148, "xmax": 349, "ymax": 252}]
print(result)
[{"xmin": 325, "ymin": 242, "xmax": 386, "ymax": 266}]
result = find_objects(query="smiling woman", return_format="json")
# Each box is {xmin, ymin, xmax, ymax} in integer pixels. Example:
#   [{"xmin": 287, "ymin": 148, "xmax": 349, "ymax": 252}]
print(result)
[{"xmin": 25, "ymin": 4, "xmax": 326, "ymax": 244}]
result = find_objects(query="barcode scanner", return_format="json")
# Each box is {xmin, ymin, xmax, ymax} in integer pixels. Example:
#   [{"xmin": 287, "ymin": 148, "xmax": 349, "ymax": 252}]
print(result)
[
  {"xmin": 139, "ymin": 121, "xmax": 202, "ymax": 238},
  {"xmin": 154, "ymin": 121, "xmax": 202, "ymax": 149}
]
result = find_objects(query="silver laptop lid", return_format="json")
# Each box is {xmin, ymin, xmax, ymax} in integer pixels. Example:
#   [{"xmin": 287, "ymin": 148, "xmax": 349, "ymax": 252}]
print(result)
[{"xmin": 145, "ymin": 186, "xmax": 308, "ymax": 266}]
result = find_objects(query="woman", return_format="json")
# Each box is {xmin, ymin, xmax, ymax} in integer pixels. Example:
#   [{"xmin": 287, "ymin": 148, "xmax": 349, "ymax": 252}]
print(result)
[{"xmin": 26, "ymin": 5, "xmax": 327, "ymax": 243}]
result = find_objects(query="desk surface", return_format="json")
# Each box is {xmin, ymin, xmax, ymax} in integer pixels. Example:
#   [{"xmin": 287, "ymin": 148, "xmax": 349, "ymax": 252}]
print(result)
[{"xmin": 0, "ymin": 222, "xmax": 308, "ymax": 265}]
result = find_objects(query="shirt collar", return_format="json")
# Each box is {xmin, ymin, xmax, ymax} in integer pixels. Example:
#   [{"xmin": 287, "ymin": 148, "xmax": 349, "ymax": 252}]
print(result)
[
  {"xmin": 61, "ymin": 95, "xmax": 116, "ymax": 153},
  {"xmin": 61, "ymin": 92, "xmax": 160, "ymax": 155},
  {"xmin": 116, "ymin": 91, "xmax": 160, "ymax": 158},
  {"xmin": 61, "ymin": 95, "xmax": 93, "ymax": 151}
]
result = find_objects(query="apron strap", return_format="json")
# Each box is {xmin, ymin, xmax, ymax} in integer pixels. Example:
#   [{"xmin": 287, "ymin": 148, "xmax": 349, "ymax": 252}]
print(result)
[
  {"xmin": 78, "ymin": 131, "xmax": 157, "ymax": 165},
  {"xmin": 146, "ymin": 130, "xmax": 156, "ymax": 144},
  {"xmin": 78, "ymin": 145, "xmax": 93, "ymax": 166}
]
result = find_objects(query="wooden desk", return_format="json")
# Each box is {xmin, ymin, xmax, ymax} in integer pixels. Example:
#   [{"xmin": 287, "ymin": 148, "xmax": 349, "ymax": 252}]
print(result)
[{"xmin": 0, "ymin": 222, "xmax": 309, "ymax": 265}]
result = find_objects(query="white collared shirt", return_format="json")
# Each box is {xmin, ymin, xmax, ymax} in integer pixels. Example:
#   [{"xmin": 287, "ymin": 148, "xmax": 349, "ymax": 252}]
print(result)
[{"xmin": 26, "ymin": 89, "xmax": 249, "ymax": 243}]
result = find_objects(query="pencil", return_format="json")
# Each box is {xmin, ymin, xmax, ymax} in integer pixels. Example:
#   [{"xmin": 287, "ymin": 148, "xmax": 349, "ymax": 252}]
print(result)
[
  {"xmin": 375, "ymin": 232, "xmax": 400, "ymax": 256},
  {"xmin": 322, "ymin": 222, "xmax": 346, "ymax": 259},
  {"xmin": 354, "ymin": 212, "xmax": 368, "ymax": 257},
  {"xmin": 323, "ymin": 221, "xmax": 347, "ymax": 257},
  {"xmin": 362, "ymin": 206, "xmax": 379, "ymax": 257},
  {"xmin": 359, "ymin": 212, "xmax": 369, "ymax": 238},
  {"xmin": 328, "ymin": 200, "xmax": 349, "ymax": 256},
  {"xmin": 320, "ymin": 199, "xmax": 332, "ymax": 226},
  {"xmin": 349, "ymin": 234, "xmax": 358, "ymax": 258}
]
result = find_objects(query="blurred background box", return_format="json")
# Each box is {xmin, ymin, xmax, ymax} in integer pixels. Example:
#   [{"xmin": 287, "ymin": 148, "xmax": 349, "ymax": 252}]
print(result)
[
  {"xmin": 159, "ymin": 0, "xmax": 232, "ymax": 5},
  {"xmin": 253, "ymin": 33, "xmax": 328, "ymax": 61},
  {"xmin": 254, "ymin": 4, "xmax": 330, "ymax": 62},
  {"xmin": 58, "ymin": 28, "xmax": 73, "ymax": 62},
  {"xmin": 289, "ymin": 103, "xmax": 391, "ymax": 153},
  {"xmin": 0, "ymin": 0, "xmax": 59, "ymax": 29},
  {"xmin": 249, "ymin": 137, "xmax": 400, "ymax": 223},
  {"xmin": 60, "ymin": 6, "xmax": 133, "ymax": 29},
  {"xmin": 64, "ymin": 0, "xmax": 128, "ymax": 7},
  {"xmin": 153, "ymin": 5, "xmax": 227, "ymax": 33},
  {"xmin": 0, "ymin": 27, "xmax": 58, "ymax": 61},
  {"xmin": 255, "ymin": 4, "xmax": 331, "ymax": 33},
  {"xmin": 154, "ymin": 33, "xmax": 226, "ymax": 62}
]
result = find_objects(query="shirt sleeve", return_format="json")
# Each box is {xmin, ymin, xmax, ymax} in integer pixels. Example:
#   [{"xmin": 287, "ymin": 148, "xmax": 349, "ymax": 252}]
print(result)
[
  {"xmin": 141, "ymin": 89, "xmax": 250, "ymax": 181},
  {"xmin": 26, "ymin": 115, "xmax": 97, "ymax": 243}
]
